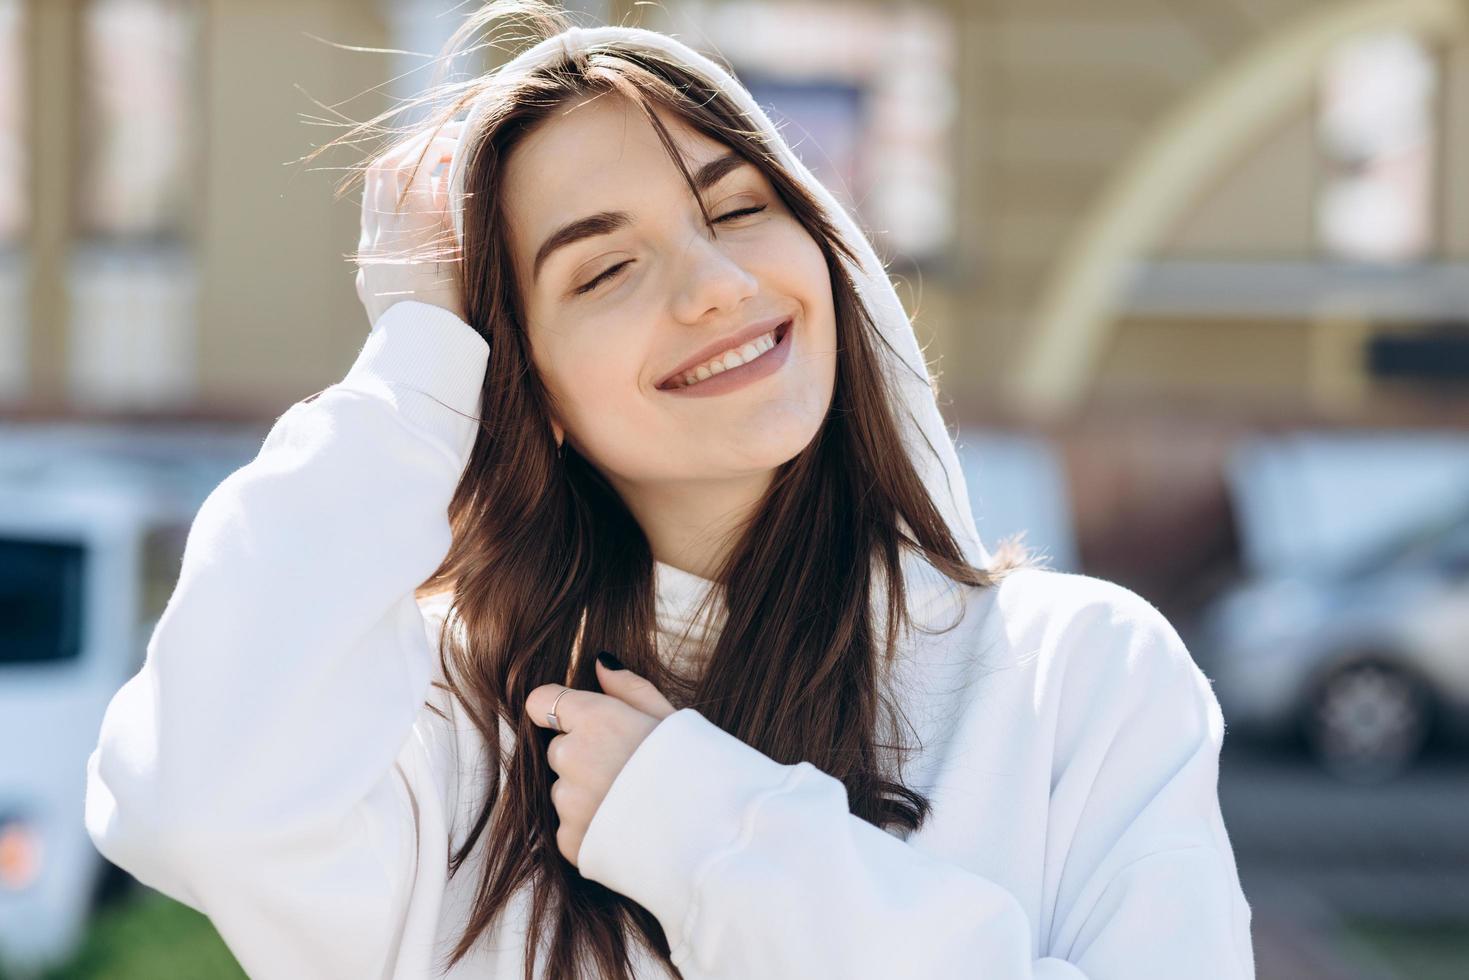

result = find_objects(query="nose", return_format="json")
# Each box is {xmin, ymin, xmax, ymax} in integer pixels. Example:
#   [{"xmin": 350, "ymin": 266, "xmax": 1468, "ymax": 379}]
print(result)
[{"xmin": 670, "ymin": 226, "xmax": 759, "ymax": 325}]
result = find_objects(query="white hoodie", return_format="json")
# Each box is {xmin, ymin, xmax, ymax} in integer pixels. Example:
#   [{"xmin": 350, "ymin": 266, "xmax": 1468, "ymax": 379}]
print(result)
[{"xmin": 83, "ymin": 24, "xmax": 1255, "ymax": 980}]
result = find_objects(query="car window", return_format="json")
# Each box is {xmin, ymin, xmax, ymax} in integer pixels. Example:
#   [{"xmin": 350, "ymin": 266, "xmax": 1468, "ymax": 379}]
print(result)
[
  {"xmin": 0, "ymin": 538, "xmax": 86, "ymax": 665},
  {"xmin": 1339, "ymin": 511, "xmax": 1469, "ymax": 580}
]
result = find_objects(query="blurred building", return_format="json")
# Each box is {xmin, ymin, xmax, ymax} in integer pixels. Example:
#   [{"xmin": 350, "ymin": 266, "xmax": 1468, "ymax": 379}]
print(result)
[
  {"xmin": 4, "ymin": 0, "xmax": 1467, "ymax": 418},
  {"xmin": 4, "ymin": 0, "xmax": 1468, "ymax": 599}
]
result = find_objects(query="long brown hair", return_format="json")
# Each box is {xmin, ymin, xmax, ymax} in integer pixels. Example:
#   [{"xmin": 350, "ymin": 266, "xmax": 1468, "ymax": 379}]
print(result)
[{"xmin": 306, "ymin": 2, "xmax": 1036, "ymax": 976}]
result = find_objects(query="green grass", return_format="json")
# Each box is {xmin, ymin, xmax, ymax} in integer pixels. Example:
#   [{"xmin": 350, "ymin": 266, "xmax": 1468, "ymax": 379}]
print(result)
[
  {"xmin": 24, "ymin": 888, "xmax": 244, "ymax": 980},
  {"xmin": 1341, "ymin": 918, "xmax": 1469, "ymax": 980},
  {"xmin": 33, "ymin": 890, "xmax": 1468, "ymax": 980}
]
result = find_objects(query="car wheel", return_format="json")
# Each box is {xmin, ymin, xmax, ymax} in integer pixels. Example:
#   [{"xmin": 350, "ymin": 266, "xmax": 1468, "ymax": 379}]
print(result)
[{"xmin": 1303, "ymin": 659, "xmax": 1432, "ymax": 782}]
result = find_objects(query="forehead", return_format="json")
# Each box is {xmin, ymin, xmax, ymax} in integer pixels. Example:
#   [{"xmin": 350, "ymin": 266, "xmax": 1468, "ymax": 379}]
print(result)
[{"xmin": 502, "ymin": 96, "xmax": 730, "ymax": 244}]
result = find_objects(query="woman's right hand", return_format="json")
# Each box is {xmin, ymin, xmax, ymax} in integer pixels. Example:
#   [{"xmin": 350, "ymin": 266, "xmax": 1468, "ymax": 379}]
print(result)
[{"xmin": 355, "ymin": 121, "xmax": 468, "ymax": 329}]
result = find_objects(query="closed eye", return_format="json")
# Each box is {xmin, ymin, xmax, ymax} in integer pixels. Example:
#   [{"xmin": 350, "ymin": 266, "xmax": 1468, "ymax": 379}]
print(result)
[
  {"xmin": 574, "ymin": 260, "xmax": 631, "ymax": 296},
  {"xmin": 571, "ymin": 204, "xmax": 770, "ymax": 296}
]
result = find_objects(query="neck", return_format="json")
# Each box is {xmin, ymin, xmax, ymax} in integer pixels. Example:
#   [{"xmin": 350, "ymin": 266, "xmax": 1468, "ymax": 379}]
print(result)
[{"xmin": 610, "ymin": 469, "xmax": 774, "ymax": 582}]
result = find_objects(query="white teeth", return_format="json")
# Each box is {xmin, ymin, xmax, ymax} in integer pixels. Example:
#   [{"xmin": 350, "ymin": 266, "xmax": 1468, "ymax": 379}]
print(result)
[{"xmin": 673, "ymin": 325, "xmax": 785, "ymax": 388}]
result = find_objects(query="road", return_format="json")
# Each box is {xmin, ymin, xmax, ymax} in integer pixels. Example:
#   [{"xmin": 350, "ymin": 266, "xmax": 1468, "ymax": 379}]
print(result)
[{"xmin": 1218, "ymin": 739, "xmax": 1469, "ymax": 979}]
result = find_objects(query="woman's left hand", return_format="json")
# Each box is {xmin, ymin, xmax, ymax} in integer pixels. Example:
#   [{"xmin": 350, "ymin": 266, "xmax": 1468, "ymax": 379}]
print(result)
[{"xmin": 526, "ymin": 654, "xmax": 678, "ymax": 869}]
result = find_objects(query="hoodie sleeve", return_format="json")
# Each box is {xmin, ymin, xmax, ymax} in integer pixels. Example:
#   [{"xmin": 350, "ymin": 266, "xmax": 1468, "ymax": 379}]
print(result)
[
  {"xmin": 83, "ymin": 301, "xmax": 488, "ymax": 979},
  {"xmin": 575, "ymin": 579, "xmax": 1254, "ymax": 980}
]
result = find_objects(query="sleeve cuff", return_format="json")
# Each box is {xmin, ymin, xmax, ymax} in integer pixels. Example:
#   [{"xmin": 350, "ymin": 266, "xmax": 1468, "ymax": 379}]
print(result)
[
  {"xmin": 576, "ymin": 708, "xmax": 812, "ymax": 946},
  {"xmin": 337, "ymin": 301, "xmax": 489, "ymax": 467}
]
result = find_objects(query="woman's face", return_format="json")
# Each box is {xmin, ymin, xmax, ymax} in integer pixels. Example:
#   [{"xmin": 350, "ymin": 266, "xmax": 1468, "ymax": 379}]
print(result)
[{"xmin": 501, "ymin": 94, "xmax": 837, "ymax": 512}]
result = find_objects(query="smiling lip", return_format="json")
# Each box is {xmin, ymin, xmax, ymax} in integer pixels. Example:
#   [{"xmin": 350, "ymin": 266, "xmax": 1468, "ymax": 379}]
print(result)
[
  {"xmin": 656, "ymin": 315, "xmax": 794, "ymax": 390},
  {"xmin": 660, "ymin": 318, "xmax": 793, "ymax": 397}
]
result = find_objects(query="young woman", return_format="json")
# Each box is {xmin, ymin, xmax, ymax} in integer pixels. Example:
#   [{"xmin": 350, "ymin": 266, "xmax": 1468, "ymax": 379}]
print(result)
[{"xmin": 85, "ymin": 3, "xmax": 1255, "ymax": 978}]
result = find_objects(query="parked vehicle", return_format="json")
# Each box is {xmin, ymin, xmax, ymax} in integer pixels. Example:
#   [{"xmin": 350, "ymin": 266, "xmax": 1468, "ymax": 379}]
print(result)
[
  {"xmin": 1194, "ymin": 502, "xmax": 1469, "ymax": 782},
  {"xmin": 0, "ymin": 422, "xmax": 260, "ymax": 975}
]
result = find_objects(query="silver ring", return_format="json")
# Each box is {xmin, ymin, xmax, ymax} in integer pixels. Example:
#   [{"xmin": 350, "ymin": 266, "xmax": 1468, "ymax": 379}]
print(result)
[{"xmin": 546, "ymin": 687, "xmax": 573, "ymax": 733}]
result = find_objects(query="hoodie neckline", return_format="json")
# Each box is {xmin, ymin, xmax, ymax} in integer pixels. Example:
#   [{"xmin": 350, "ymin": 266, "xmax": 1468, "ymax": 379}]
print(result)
[
  {"xmin": 649, "ymin": 543, "xmax": 977, "ymax": 677},
  {"xmin": 652, "ymin": 559, "xmax": 724, "ymax": 672}
]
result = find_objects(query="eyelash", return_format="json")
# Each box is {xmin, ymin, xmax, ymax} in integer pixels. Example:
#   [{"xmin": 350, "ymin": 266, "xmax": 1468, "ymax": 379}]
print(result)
[{"xmin": 572, "ymin": 204, "xmax": 770, "ymax": 296}]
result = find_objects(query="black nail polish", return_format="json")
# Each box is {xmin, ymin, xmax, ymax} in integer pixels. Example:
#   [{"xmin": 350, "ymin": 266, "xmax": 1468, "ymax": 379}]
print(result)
[{"xmin": 596, "ymin": 650, "xmax": 624, "ymax": 671}]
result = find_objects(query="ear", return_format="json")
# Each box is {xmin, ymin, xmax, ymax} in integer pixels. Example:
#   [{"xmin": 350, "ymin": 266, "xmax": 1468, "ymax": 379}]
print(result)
[{"xmin": 551, "ymin": 418, "xmax": 565, "ymax": 448}]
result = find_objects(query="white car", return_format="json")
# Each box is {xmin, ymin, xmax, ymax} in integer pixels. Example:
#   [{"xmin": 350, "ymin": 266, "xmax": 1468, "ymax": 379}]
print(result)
[
  {"xmin": 0, "ymin": 423, "xmax": 260, "ymax": 975},
  {"xmin": 1194, "ymin": 506, "xmax": 1469, "ymax": 782}
]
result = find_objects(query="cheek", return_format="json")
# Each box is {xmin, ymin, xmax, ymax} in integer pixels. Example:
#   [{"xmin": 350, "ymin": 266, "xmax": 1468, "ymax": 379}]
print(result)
[
  {"xmin": 538, "ymin": 338, "xmax": 646, "ymax": 429},
  {"xmin": 769, "ymin": 225, "xmax": 832, "ymax": 313},
  {"xmin": 774, "ymin": 229, "xmax": 837, "ymax": 355}
]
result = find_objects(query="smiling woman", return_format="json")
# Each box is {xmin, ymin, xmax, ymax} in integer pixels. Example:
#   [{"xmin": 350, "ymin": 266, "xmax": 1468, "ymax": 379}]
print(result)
[
  {"xmin": 495, "ymin": 93, "xmax": 839, "ymax": 565},
  {"xmin": 82, "ymin": 1, "xmax": 1255, "ymax": 978},
  {"xmin": 352, "ymin": 8, "xmax": 1038, "ymax": 969}
]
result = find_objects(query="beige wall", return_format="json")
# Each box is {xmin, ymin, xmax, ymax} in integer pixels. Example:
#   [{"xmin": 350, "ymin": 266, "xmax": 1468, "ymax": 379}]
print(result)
[
  {"xmin": 1445, "ymin": 37, "xmax": 1469, "ymax": 259},
  {"xmin": 196, "ymin": 0, "xmax": 392, "ymax": 411},
  {"xmin": 24, "ymin": 0, "xmax": 78, "ymax": 407},
  {"xmin": 944, "ymin": 0, "xmax": 1238, "ymax": 415},
  {"xmin": 1096, "ymin": 316, "xmax": 1311, "ymax": 408},
  {"xmin": 1157, "ymin": 106, "xmax": 1320, "ymax": 258}
]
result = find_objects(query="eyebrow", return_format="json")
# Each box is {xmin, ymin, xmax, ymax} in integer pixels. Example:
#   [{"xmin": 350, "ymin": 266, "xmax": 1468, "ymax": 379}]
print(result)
[{"xmin": 532, "ymin": 151, "xmax": 753, "ymax": 284}]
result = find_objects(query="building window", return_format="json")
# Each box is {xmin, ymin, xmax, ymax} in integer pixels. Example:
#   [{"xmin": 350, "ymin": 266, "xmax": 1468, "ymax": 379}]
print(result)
[
  {"xmin": 78, "ymin": 0, "xmax": 200, "ymax": 242},
  {"xmin": 68, "ymin": 0, "xmax": 202, "ymax": 409},
  {"xmin": 1316, "ymin": 30, "xmax": 1438, "ymax": 264}
]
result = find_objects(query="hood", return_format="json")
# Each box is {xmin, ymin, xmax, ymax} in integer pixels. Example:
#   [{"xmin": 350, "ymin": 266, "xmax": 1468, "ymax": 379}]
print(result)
[{"xmin": 443, "ymin": 25, "xmax": 991, "ymax": 665}]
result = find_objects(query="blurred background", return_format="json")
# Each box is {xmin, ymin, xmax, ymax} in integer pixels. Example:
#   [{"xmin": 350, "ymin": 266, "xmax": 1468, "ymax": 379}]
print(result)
[{"xmin": 2, "ymin": 0, "xmax": 1468, "ymax": 976}]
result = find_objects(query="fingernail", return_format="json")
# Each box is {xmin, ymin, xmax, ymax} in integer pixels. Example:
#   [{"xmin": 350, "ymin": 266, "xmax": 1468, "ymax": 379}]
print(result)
[{"xmin": 596, "ymin": 650, "xmax": 624, "ymax": 671}]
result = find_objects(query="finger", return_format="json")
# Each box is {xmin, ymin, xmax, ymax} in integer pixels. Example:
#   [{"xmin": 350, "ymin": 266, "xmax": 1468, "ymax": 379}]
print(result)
[
  {"xmin": 557, "ymin": 823, "xmax": 582, "ymax": 868},
  {"xmin": 367, "ymin": 151, "xmax": 396, "ymax": 234},
  {"xmin": 399, "ymin": 129, "xmax": 458, "ymax": 180},
  {"xmin": 408, "ymin": 136, "xmax": 460, "ymax": 198},
  {"xmin": 359, "ymin": 155, "xmax": 383, "ymax": 240},
  {"xmin": 406, "ymin": 146, "xmax": 455, "ymax": 220},
  {"xmin": 546, "ymin": 731, "xmax": 570, "ymax": 774},
  {"xmin": 594, "ymin": 656, "xmax": 677, "ymax": 720},
  {"xmin": 375, "ymin": 132, "xmax": 433, "ymax": 213},
  {"xmin": 383, "ymin": 123, "xmax": 461, "ymax": 190},
  {"xmin": 372, "ymin": 133, "xmax": 420, "ymax": 203},
  {"xmin": 526, "ymin": 684, "xmax": 595, "ymax": 733},
  {"xmin": 397, "ymin": 150, "xmax": 459, "ymax": 245}
]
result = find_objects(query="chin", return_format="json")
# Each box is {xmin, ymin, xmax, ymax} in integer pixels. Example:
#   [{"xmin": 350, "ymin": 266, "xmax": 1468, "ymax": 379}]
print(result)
[{"xmin": 727, "ymin": 419, "xmax": 824, "ymax": 469}]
